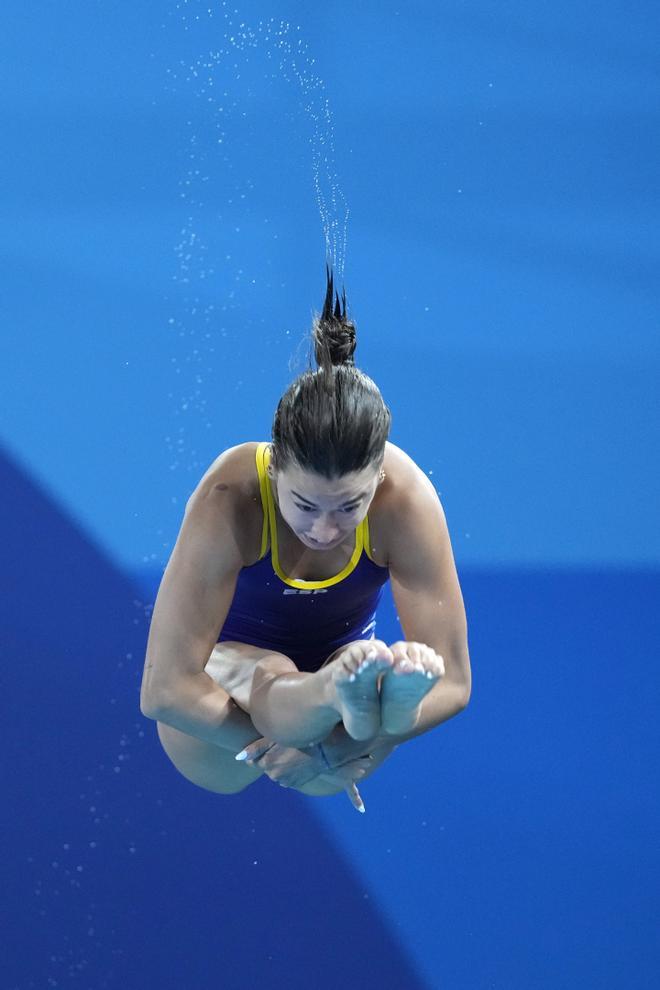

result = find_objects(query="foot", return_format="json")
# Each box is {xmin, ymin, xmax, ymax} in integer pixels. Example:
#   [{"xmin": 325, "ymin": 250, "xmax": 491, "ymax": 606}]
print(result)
[
  {"xmin": 380, "ymin": 654, "xmax": 444, "ymax": 736},
  {"xmin": 324, "ymin": 641, "xmax": 395, "ymax": 741}
]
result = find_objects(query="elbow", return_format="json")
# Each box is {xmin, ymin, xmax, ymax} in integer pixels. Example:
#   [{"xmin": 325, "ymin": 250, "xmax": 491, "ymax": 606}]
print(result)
[
  {"xmin": 140, "ymin": 690, "xmax": 169, "ymax": 721},
  {"xmin": 140, "ymin": 699, "xmax": 161, "ymax": 721},
  {"xmin": 460, "ymin": 672, "xmax": 472, "ymax": 709},
  {"xmin": 453, "ymin": 668, "xmax": 471, "ymax": 711},
  {"xmin": 140, "ymin": 667, "xmax": 175, "ymax": 720},
  {"xmin": 443, "ymin": 648, "xmax": 471, "ymax": 710},
  {"xmin": 457, "ymin": 649, "xmax": 471, "ymax": 708}
]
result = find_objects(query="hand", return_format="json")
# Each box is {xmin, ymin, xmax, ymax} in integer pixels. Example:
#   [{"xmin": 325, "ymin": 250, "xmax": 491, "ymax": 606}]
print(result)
[
  {"xmin": 238, "ymin": 736, "xmax": 373, "ymax": 795},
  {"xmin": 319, "ymin": 723, "xmax": 400, "ymax": 797},
  {"xmin": 319, "ymin": 720, "xmax": 383, "ymax": 768}
]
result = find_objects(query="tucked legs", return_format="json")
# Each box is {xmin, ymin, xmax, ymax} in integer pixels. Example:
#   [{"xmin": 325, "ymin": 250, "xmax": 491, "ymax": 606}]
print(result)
[{"xmin": 248, "ymin": 654, "xmax": 343, "ymax": 748}]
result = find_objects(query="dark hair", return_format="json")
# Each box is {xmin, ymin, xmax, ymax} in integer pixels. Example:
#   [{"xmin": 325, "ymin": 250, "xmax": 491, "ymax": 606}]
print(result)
[{"xmin": 270, "ymin": 263, "xmax": 392, "ymax": 480}]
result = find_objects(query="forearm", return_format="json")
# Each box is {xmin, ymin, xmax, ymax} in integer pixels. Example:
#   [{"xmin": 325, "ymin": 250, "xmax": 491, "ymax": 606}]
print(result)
[{"xmin": 142, "ymin": 672, "xmax": 263, "ymax": 754}]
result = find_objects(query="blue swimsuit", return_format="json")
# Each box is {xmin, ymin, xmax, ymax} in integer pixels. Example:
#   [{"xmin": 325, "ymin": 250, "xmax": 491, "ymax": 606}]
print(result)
[{"xmin": 217, "ymin": 442, "xmax": 390, "ymax": 672}]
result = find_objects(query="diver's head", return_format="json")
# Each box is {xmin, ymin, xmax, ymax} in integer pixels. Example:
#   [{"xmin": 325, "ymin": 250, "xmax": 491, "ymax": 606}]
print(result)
[{"xmin": 268, "ymin": 263, "xmax": 391, "ymax": 548}]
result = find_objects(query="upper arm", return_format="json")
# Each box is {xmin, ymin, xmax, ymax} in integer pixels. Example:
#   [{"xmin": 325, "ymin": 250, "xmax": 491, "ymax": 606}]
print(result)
[
  {"xmin": 387, "ymin": 468, "xmax": 471, "ymax": 698},
  {"xmin": 140, "ymin": 475, "xmax": 245, "ymax": 712}
]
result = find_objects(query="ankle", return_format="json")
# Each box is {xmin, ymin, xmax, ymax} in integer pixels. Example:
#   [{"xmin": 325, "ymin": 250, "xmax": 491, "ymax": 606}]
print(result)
[{"xmin": 319, "ymin": 664, "xmax": 341, "ymax": 715}]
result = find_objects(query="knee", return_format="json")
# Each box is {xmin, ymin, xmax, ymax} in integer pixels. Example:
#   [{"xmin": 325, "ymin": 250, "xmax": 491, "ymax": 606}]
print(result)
[
  {"xmin": 253, "ymin": 653, "xmax": 300, "ymax": 678},
  {"xmin": 250, "ymin": 654, "xmax": 299, "ymax": 702}
]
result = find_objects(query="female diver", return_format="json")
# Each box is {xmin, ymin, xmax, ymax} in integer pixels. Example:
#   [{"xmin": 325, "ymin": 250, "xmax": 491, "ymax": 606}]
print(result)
[{"xmin": 140, "ymin": 265, "xmax": 471, "ymax": 812}]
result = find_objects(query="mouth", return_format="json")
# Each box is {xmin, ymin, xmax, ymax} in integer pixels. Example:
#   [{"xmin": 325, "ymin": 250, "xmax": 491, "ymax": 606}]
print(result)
[{"xmin": 305, "ymin": 535, "xmax": 339, "ymax": 548}]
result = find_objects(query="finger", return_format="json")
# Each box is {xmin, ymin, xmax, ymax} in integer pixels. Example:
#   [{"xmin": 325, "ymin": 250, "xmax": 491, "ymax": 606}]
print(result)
[
  {"xmin": 344, "ymin": 757, "xmax": 372, "ymax": 771},
  {"xmin": 235, "ymin": 737, "xmax": 272, "ymax": 762},
  {"xmin": 345, "ymin": 783, "xmax": 366, "ymax": 814},
  {"xmin": 332, "ymin": 756, "xmax": 373, "ymax": 771},
  {"xmin": 335, "ymin": 764, "xmax": 369, "ymax": 783}
]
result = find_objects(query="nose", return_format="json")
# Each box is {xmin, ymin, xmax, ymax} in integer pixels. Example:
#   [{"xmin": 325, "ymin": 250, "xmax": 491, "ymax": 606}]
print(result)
[{"xmin": 309, "ymin": 517, "xmax": 340, "ymax": 541}]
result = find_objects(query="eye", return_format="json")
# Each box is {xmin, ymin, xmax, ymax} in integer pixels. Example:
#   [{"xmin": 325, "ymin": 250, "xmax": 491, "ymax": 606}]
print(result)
[{"xmin": 294, "ymin": 504, "xmax": 360, "ymax": 514}]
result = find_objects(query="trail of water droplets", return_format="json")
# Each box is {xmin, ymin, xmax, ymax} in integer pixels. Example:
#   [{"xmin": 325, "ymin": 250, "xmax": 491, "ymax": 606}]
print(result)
[
  {"xmin": 155, "ymin": 0, "xmax": 351, "ymax": 549},
  {"xmin": 171, "ymin": 0, "xmax": 350, "ymax": 280},
  {"xmin": 151, "ymin": 0, "xmax": 352, "ymax": 573}
]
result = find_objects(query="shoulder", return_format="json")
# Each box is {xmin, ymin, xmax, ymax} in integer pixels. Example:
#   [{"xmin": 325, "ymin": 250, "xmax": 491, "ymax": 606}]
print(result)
[
  {"xmin": 380, "ymin": 441, "xmax": 438, "ymax": 515},
  {"xmin": 381, "ymin": 441, "xmax": 429, "ymax": 490},
  {"xmin": 184, "ymin": 442, "xmax": 263, "ymax": 565},
  {"xmin": 378, "ymin": 443, "xmax": 450, "ymax": 568},
  {"xmin": 187, "ymin": 442, "xmax": 260, "ymax": 500},
  {"xmin": 186, "ymin": 440, "xmax": 442, "ymax": 569}
]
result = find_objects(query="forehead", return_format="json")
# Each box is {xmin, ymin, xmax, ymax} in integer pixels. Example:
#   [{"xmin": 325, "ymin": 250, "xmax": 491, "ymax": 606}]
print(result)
[{"xmin": 282, "ymin": 464, "xmax": 377, "ymax": 497}]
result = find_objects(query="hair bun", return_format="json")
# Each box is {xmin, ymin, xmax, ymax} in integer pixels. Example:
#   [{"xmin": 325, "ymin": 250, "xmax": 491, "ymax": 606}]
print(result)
[{"xmin": 313, "ymin": 262, "xmax": 357, "ymax": 368}]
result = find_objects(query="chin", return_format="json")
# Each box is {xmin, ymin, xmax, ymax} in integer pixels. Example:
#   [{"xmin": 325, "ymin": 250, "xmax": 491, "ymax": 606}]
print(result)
[{"xmin": 304, "ymin": 535, "xmax": 341, "ymax": 548}]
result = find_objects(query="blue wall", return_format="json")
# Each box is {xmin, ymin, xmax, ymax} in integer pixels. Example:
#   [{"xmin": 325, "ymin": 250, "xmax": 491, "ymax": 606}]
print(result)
[{"xmin": 2, "ymin": 2, "xmax": 659, "ymax": 987}]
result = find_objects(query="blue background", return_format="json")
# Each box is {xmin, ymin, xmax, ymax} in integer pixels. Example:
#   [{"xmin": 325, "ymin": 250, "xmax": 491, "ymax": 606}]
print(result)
[{"xmin": 2, "ymin": 1, "xmax": 658, "ymax": 988}]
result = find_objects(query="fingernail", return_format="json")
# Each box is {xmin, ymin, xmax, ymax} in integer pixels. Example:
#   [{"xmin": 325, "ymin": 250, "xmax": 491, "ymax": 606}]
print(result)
[
  {"xmin": 235, "ymin": 750, "xmax": 248, "ymax": 761},
  {"xmin": 358, "ymin": 804, "xmax": 366, "ymax": 813}
]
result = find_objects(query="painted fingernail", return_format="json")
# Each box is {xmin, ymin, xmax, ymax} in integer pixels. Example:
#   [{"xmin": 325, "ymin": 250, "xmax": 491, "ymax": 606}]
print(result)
[
  {"xmin": 358, "ymin": 803, "xmax": 366, "ymax": 813},
  {"xmin": 235, "ymin": 750, "xmax": 248, "ymax": 761},
  {"xmin": 349, "ymin": 673, "xmax": 356, "ymax": 682}
]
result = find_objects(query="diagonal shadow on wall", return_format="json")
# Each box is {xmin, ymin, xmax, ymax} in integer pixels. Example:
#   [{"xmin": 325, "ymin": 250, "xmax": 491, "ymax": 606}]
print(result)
[{"xmin": 0, "ymin": 444, "xmax": 428, "ymax": 990}]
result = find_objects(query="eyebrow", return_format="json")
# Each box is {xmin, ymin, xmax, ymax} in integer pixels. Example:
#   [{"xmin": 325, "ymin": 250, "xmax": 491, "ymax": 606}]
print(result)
[{"xmin": 291, "ymin": 489, "xmax": 368, "ymax": 507}]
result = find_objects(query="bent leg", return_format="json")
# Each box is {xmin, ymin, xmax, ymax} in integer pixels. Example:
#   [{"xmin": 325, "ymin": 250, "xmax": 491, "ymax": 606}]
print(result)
[
  {"xmin": 156, "ymin": 719, "xmax": 264, "ymax": 794},
  {"xmin": 154, "ymin": 641, "xmax": 295, "ymax": 794},
  {"xmin": 249, "ymin": 656, "xmax": 342, "ymax": 748},
  {"xmin": 156, "ymin": 639, "xmax": 397, "ymax": 799},
  {"xmin": 207, "ymin": 641, "xmax": 342, "ymax": 749},
  {"xmin": 204, "ymin": 641, "xmax": 271, "ymax": 712}
]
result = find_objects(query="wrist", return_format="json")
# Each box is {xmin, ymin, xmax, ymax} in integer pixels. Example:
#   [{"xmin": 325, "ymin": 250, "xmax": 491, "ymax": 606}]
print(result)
[
  {"xmin": 375, "ymin": 730, "xmax": 403, "ymax": 744},
  {"xmin": 316, "ymin": 742, "xmax": 333, "ymax": 770},
  {"xmin": 368, "ymin": 732, "xmax": 402, "ymax": 756}
]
